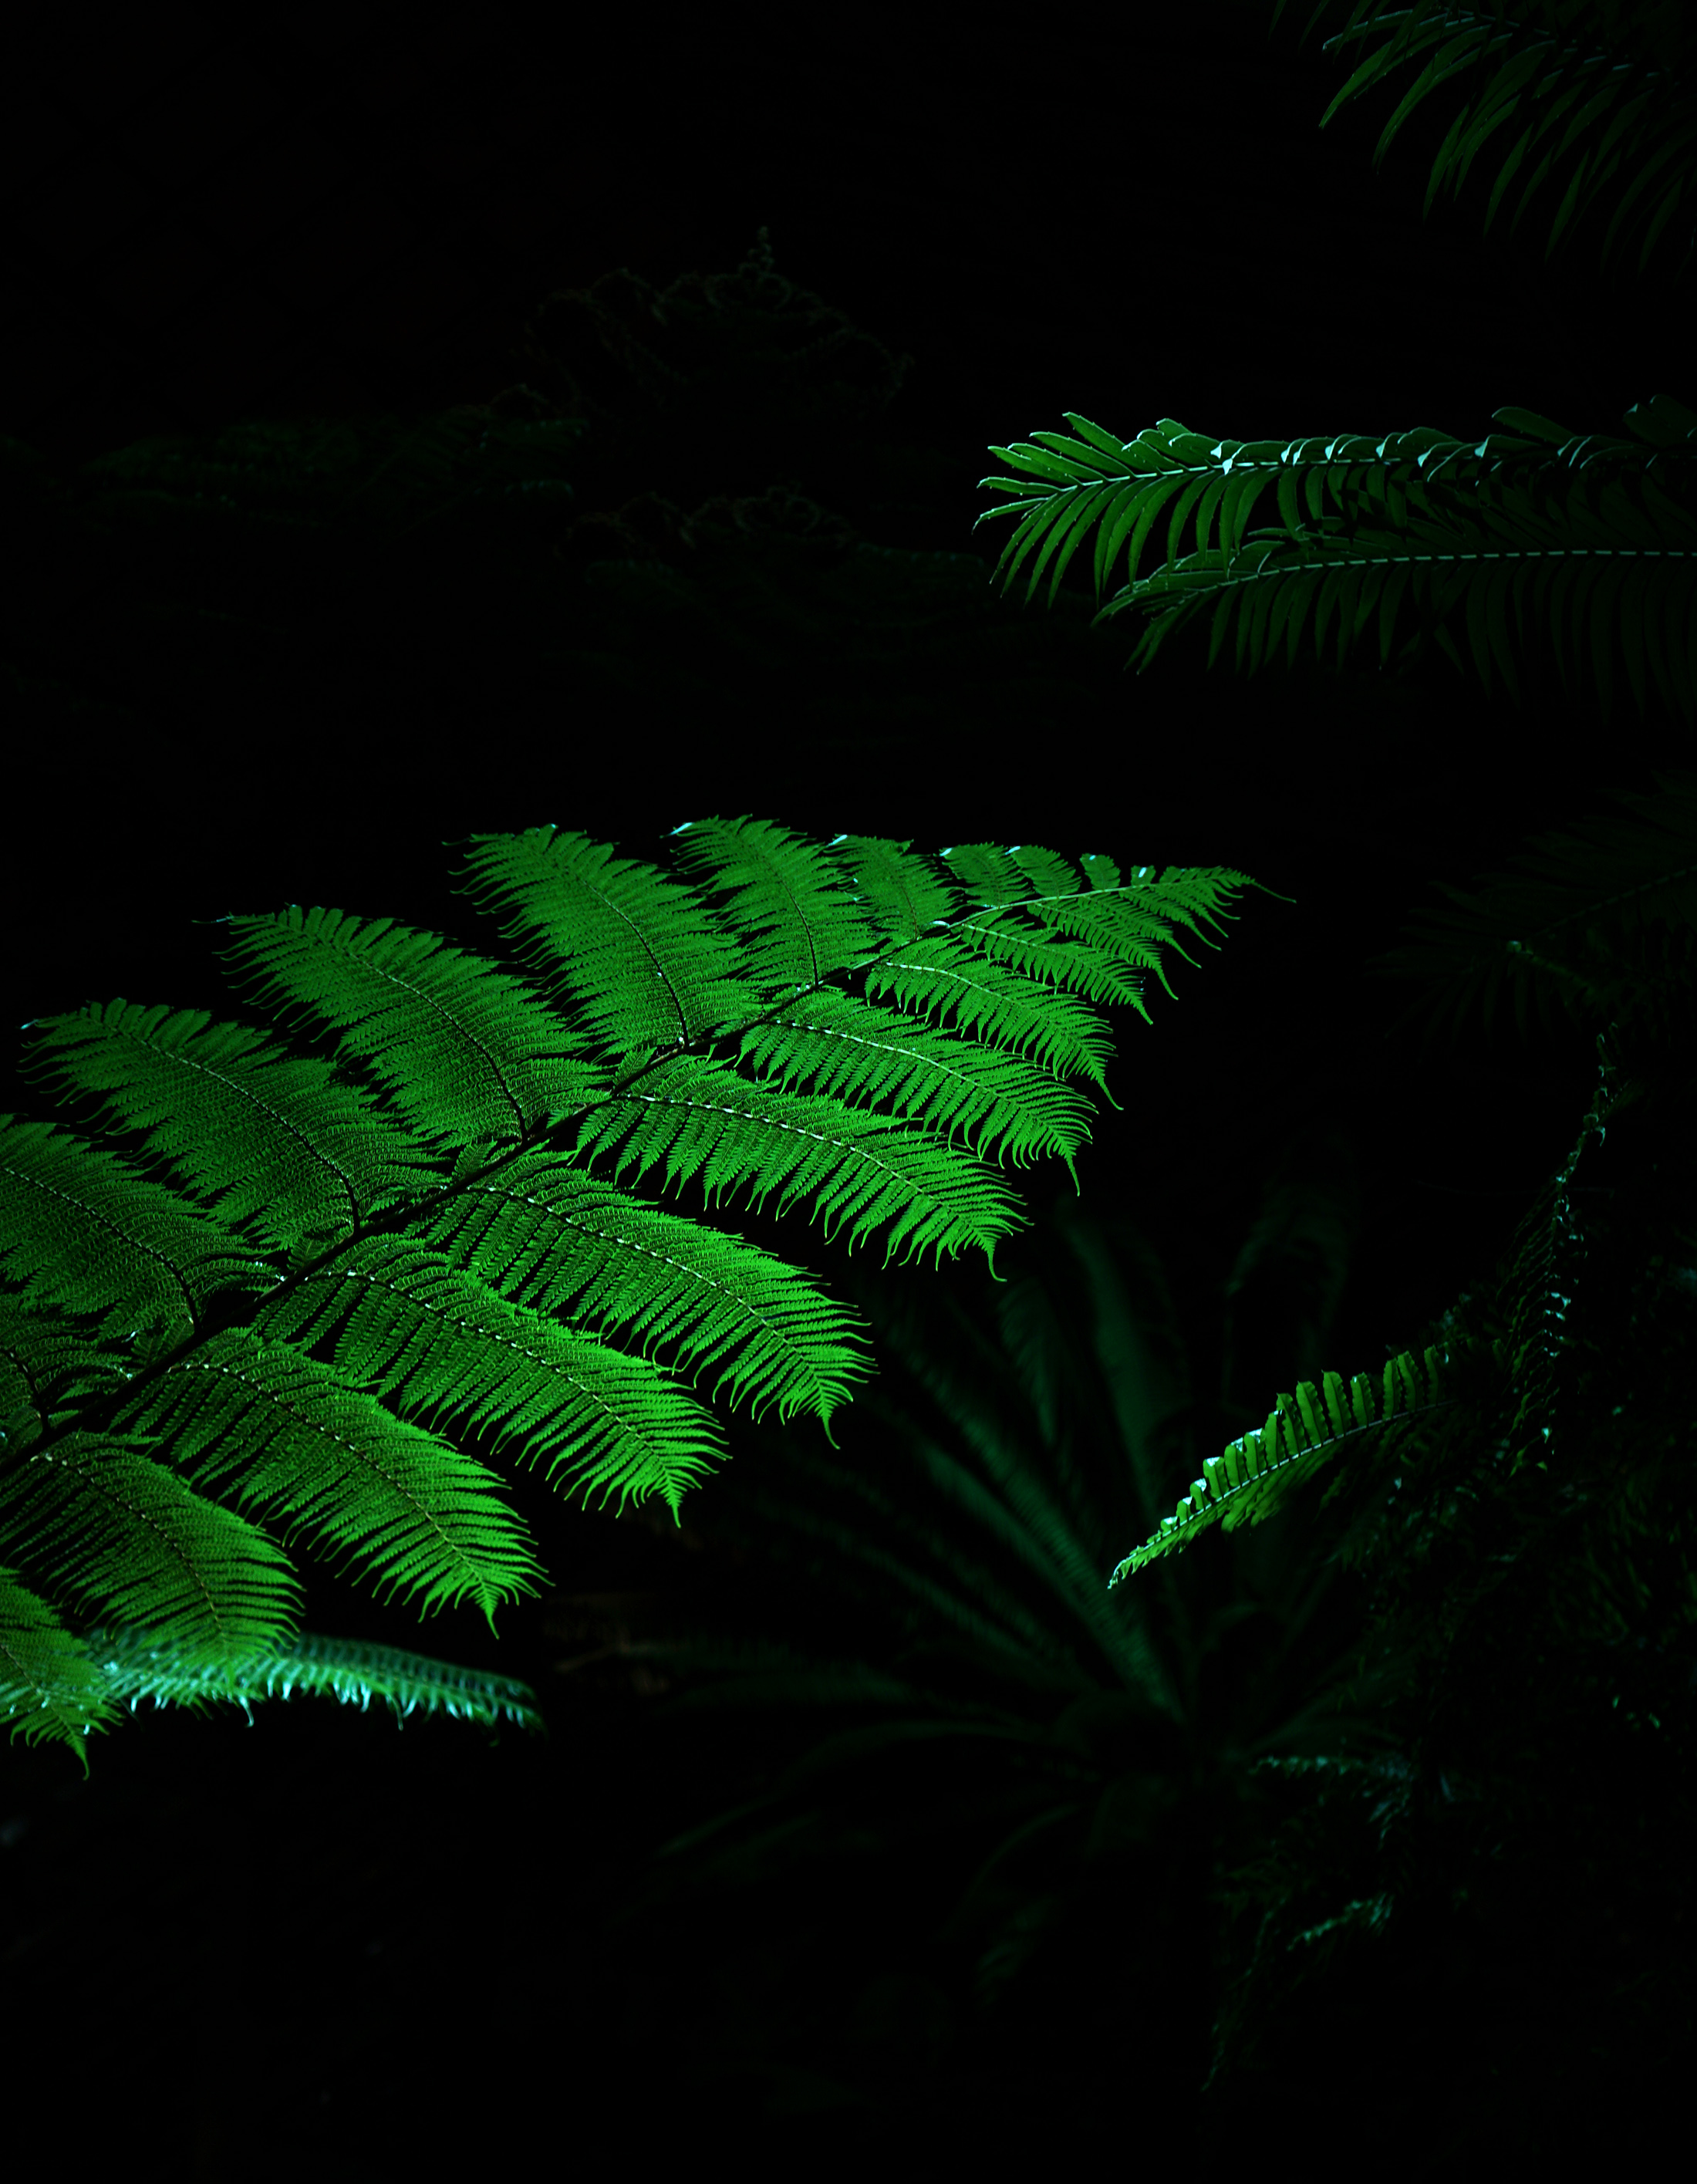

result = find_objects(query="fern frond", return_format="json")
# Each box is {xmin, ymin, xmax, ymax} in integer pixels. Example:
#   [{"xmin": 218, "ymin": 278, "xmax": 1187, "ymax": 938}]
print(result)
[
  {"xmin": 248, "ymin": 1237, "xmax": 721, "ymax": 1521},
  {"xmin": 115, "ymin": 1311, "xmax": 547, "ymax": 1617},
  {"xmin": 0, "ymin": 1112, "xmax": 278, "ymax": 1349},
  {"xmin": 1, "ymin": 819, "xmax": 1259, "ymax": 1759},
  {"xmin": 1109, "ymin": 1346, "xmax": 1457, "ymax": 1581},
  {"xmin": 416, "ymin": 1160, "xmax": 869, "ymax": 1426},
  {"xmin": 977, "ymin": 402, "xmax": 1697, "ymax": 719},
  {"xmin": 826, "ymin": 832, "xmax": 963, "ymax": 945},
  {"xmin": 572, "ymin": 1051, "xmax": 1025, "ymax": 1268},
  {"xmin": 0, "ymin": 1286, "xmax": 137, "ymax": 1452},
  {"xmin": 450, "ymin": 827, "xmax": 755, "ymax": 1063},
  {"xmin": 84, "ymin": 1625, "xmax": 544, "ymax": 1733},
  {"xmin": 733, "ymin": 987, "xmax": 1095, "ymax": 1176},
  {"xmin": 210, "ymin": 903, "xmax": 605, "ymax": 1151},
  {"xmin": 16, "ymin": 1000, "xmax": 441, "ymax": 1256},
  {"xmin": 860, "ymin": 933, "xmax": 1117, "ymax": 1090},
  {"xmin": 0, "ymin": 1429, "xmax": 299, "ymax": 1662},
  {"xmin": 0, "ymin": 1566, "xmax": 123, "ymax": 1770},
  {"xmin": 1276, "ymin": 0, "xmax": 1697, "ymax": 278},
  {"xmin": 667, "ymin": 815, "xmax": 883, "ymax": 992}
]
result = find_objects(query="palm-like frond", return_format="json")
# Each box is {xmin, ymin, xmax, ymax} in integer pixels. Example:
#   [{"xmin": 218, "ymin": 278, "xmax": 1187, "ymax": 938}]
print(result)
[
  {"xmin": 976, "ymin": 396, "xmax": 1697, "ymax": 719},
  {"xmin": 2, "ymin": 818, "xmax": 1262, "ymax": 1761},
  {"xmin": 1276, "ymin": 1, "xmax": 1697, "ymax": 278}
]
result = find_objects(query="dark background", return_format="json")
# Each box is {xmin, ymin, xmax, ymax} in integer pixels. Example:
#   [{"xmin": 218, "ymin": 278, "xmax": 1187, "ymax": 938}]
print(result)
[{"xmin": 0, "ymin": 2, "xmax": 1685, "ymax": 2172}]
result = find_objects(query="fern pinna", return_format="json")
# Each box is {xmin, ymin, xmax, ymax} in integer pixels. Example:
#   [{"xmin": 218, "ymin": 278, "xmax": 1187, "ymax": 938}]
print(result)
[{"xmin": 0, "ymin": 818, "xmax": 1263, "ymax": 1766}]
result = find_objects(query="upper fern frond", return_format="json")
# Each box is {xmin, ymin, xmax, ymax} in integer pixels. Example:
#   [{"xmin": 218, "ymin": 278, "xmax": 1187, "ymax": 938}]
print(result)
[
  {"xmin": 977, "ymin": 398, "xmax": 1697, "ymax": 718},
  {"xmin": 1, "ymin": 819, "xmax": 1263, "ymax": 1764},
  {"xmin": 1274, "ymin": 0, "xmax": 1697, "ymax": 278}
]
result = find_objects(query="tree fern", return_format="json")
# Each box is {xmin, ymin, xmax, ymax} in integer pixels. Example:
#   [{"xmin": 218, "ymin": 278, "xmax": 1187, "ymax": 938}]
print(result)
[
  {"xmin": 0, "ymin": 819, "xmax": 1262, "ymax": 1767},
  {"xmin": 976, "ymin": 394, "xmax": 1697, "ymax": 719},
  {"xmin": 1276, "ymin": 0, "xmax": 1697, "ymax": 280}
]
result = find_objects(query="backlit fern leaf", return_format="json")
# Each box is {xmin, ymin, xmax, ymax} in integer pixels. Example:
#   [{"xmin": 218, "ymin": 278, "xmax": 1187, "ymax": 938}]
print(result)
[{"xmin": 1, "ymin": 816, "xmax": 1261, "ymax": 1762}]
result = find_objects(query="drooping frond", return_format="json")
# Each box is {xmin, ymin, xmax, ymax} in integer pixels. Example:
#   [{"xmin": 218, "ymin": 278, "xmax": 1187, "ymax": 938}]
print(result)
[
  {"xmin": 0, "ymin": 1591, "xmax": 544, "ymax": 1776},
  {"xmin": 0, "ymin": 820, "xmax": 1260, "ymax": 1760},
  {"xmin": 82, "ymin": 1626, "xmax": 545, "ymax": 1733},
  {"xmin": 1276, "ymin": 0, "xmax": 1697, "ymax": 279},
  {"xmin": 1367, "ymin": 767, "xmax": 1697, "ymax": 1051},
  {"xmin": 977, "ymin": 398, "xmax": 1697, "ymax": 719},
  {"xmin": 1109, "ymin": 1346, "xmax": 1457, "ymax": 1581}
]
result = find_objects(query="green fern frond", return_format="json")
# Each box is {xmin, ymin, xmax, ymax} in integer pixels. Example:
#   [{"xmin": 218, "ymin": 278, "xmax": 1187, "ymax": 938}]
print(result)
[
  {"xmin": 116, "ymin": 1305, "xmax": 549, "ymax": 1618},
  {"xmin": 83, "ymin": 1626, "xmax": 544, "ymax": 1733},
  {"xmin": 208, "ymin": 903, "xmax": 606, "ymax": 1150},
  {"xmin": 733, "ymin": 988, "xmax": 1095, "ymax": 1179},
  {"xmin": 248, "ymin": 1237, "xmax": 724, "ymax": 1524},
  {"xmin": 16, "ymin": 999, "xmax": 442, "ymax": 1252},
  {"xmin": 415, "ymin": 1160, "xmax": 869, "ymax": 1426},
  {"xmin": 667, "ymin": 815, "xmax": 886, "ymax": 994},
  {"xmin": 0, "ymin": 1429, "xmax": 300, "ymax": 1662},
  {"xmin": 977, "ymin": 400, "xmax": 1697, "ymax": 718},
  {"xmin": 1109, "ymin": 1346, "xmax": 1457, "ymax": 1582},
  {"xmin": 452, "ymin": 827, "xmax": 758, "ymax": 1062},
  {"xmin": 572, "ymin": 1050, "xmax": 1027, "ymax": 1268},
  {"xmin": 860, "ymin": 935, "xmax": 1117, "ymax": 1092},
  {"xmin": 1, "ymin": 821, "xmax": 1257, "ymax": 1760},
  {"xmin": 0, "ymin": 1287, "xmax": 138, "ymax": 1449},
  {"xmin": 0, "ymin": 1566, "xmax": 125, "ymax": 1771},
  {"xmin": 1276, "ymin": 0, "xmax": 1697, "ymax": 278},
  {"xmin": 0, "ymin": 1111, "xmax": 278, "ymax": 1349}
]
